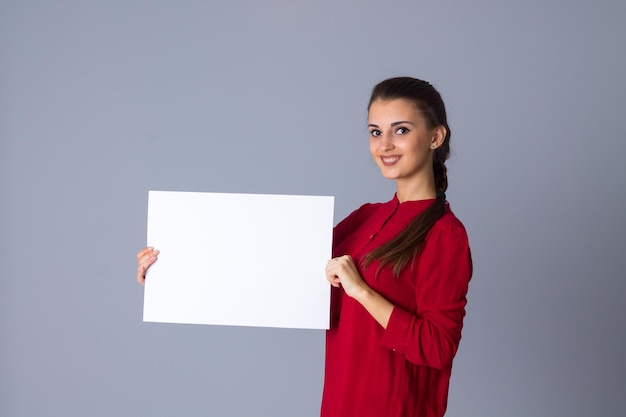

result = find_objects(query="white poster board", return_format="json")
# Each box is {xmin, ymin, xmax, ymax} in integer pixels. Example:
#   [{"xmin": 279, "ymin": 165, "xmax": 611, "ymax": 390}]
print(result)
[{"xmin": 143, "ymin": 191, "xmax": 334, "ymax": 330}]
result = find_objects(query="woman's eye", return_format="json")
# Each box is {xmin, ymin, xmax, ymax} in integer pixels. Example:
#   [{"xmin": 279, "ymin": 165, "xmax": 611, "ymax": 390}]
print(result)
[
  {"xmin": 395, "ymin": 127, "xmax": 409, "ymax": 135},
  {"xmin": 370, "ymin": 130, "xmax": 381, "ymax": 137}
]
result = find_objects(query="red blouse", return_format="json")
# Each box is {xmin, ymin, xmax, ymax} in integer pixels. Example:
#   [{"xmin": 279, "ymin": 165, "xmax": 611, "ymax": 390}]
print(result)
[{"xmin": 321, "ymin": 195, "xmax": 472, "ymax": 417}]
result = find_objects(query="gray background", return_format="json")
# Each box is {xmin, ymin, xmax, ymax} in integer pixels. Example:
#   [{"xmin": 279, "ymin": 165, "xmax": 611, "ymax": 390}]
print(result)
[{"xmin": 1, "ymin": 1, "xmax": 625, "ymax": 416}]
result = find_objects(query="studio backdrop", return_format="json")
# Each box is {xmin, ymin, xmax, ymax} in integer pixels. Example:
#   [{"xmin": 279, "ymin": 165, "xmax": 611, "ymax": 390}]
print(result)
[{"xmin": 1, "ymin": 1, "xmax": 625, "ymax": 416}]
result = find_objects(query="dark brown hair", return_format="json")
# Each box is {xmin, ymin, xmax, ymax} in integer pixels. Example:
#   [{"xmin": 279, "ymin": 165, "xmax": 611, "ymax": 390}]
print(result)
[{"xmin": 363, "ymin": 77, "xmax": 451, "ymax": 277}]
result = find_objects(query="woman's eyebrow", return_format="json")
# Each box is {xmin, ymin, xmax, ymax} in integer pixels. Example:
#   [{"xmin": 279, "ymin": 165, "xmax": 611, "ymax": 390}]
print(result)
[
  {"xmin": 391, "ymin": 120, "xmax": 414, "ymax": 127},
  {"xmin": 367, "ymin": 121, "xmax": 414, "ymax": 128}
]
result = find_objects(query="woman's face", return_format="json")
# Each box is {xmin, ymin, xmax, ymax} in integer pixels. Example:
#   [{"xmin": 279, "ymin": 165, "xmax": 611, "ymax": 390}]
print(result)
[{"xmin": 368, "ymin": 98, "xmax": 443, "ymax": 185}]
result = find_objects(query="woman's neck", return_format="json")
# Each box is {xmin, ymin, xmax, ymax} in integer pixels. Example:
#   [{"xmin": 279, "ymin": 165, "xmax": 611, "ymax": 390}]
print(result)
[{"xmin": 395, "ymin": 177, "xmax": 437, "ymax": 203}]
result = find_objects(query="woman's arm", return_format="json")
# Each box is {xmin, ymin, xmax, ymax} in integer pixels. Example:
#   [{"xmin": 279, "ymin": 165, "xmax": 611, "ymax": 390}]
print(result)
[
  {"xmin": 326, "ymin": 223, "xmax": 472, "ymax": 369},
  {"xmin": 380, "ymin": 224, "xmax": 472, "ymax": 369}
]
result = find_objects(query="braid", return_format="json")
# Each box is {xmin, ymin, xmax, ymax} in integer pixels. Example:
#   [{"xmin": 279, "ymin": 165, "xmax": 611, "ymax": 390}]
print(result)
[
  {"xmin": 362, "ymin": 197, "xmax": 447, "ymax": 277},
  {"xmin": 434, "ymin": 122, "xmax": 451, "ymax": 193},
  {"xmin": 433, "ymin": 158, "xmax": 448, "ymax": 193}
]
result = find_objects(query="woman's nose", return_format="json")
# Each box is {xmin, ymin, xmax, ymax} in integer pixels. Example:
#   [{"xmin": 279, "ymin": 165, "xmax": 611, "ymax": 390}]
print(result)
[{"xmin": 380, "ymin": 132, "xmax": 394, "ymax": 151}]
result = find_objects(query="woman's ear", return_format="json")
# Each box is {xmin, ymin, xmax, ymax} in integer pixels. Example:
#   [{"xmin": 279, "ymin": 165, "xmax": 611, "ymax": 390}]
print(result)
[{"xmin": 431, "ymin": 125, "xmax": 447, "ymax": 149}]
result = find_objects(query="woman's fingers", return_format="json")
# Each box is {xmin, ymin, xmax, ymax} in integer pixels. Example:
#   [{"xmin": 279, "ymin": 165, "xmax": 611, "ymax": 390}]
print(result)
[
  {"xmin": 137, "ymin": 248, "xmax": 159, "ymax": 265},
  {"xmin": 136, "ymin": 246, "xmax": 154, "ymax": 260},
  {"xmin": 325, "ymin": 255, "xmax": 366, "ymax": 297},
  {"xmin": 136, "ymin": 247, "xmax": 159, "ymax": 286},
  {"xmin": 326, "ymin": 255, "xmax": 352, "ymax": 286},
  {"xmin": 137, "ymin": 266, "xmax": 147, "ymax": 285},
  {"xmin": 326, "ymin": 255, "xmax": 353, "ymax": 273}
]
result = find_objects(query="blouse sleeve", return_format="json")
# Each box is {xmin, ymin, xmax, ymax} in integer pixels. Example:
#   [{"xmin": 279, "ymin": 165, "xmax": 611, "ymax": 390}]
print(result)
[{"xmin": 380, "ymin": 221, "xmax": 473, "ymax": 369}]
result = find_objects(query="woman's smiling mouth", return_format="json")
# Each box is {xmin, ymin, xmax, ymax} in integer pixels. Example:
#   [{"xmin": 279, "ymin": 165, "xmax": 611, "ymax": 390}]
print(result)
[{"xmin": 381, "ymin": 155, "xmax": 401, "ymax": 166}]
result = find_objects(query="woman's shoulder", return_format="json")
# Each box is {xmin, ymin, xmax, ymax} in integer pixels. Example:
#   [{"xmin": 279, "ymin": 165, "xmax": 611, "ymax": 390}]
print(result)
[
  {"xmin": 336, "ymin": 201, "xmax": 383, "ymax": 229},
  {"xmin": 342, "ymin": 195, "xmax": 395, "ymax": 221},
  {"xmin": 334, "ymin": 199, "xmax": 391, "ymax": 237},
  {"xmin": 352, "ymin": 201, "xmax": 386, "ymax": 216},
  {"xmin": 432, "ymin": 204, "xmax": 469, "ymax": 239}
]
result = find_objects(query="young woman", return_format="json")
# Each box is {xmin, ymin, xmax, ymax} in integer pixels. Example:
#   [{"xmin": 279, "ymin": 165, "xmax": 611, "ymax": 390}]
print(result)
[
  {"xmin": 321, "ymin": 77, "xmax": 472, "ymax": 417},
  {"xmin": 136, "ymin": 77, "xmax": 472, "ymax": 417}
]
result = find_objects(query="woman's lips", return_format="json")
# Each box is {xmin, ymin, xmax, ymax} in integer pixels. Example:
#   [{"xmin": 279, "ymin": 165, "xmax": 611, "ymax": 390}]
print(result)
[{"xmin": 381, "ymin": 155, "xmax": 401, "ymax": 166}]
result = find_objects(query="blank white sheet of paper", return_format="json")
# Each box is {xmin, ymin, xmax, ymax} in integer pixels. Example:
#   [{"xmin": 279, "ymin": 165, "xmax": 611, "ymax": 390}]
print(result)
[{"xmin": 143, "ymin": 190, "xmax": 334, "ymax": 330}]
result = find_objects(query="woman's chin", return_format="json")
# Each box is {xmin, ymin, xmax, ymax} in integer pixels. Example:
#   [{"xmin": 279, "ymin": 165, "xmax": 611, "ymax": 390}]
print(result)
[{"xmin": 378, "ymin": 169, "xmax": 399, "ymax": 180}]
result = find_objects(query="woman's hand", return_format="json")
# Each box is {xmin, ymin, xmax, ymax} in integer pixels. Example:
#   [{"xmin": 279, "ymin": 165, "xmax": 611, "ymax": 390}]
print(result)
[
  {"xmin": 136, "ymin": 246, "xmax": 159, "ymax": 286},
  {"xmin": 325, "ymin": 255, "xmax": 368, "ymax": 300},
  {"xmin": 326, "ymin": 254, "xmax": 394, "ymax": 329}
]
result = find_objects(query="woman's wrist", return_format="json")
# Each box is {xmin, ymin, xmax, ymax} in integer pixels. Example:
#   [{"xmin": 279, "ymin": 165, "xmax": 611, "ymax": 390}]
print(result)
[{"xmin": 351, "ymin": 282, "xmax": 372, "ymax": 303}]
